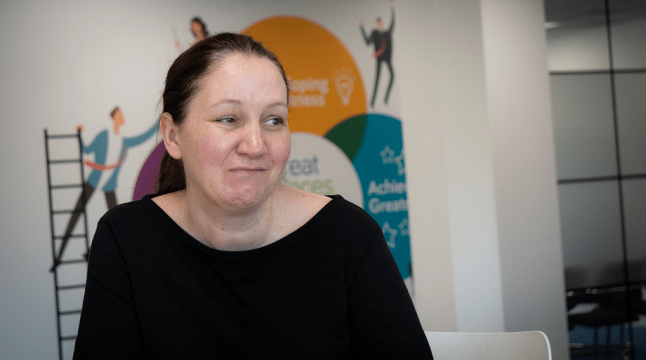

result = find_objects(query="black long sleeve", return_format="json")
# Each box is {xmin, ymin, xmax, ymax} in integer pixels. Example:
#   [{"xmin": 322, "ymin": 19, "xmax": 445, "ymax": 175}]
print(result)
[
  {"xmin": 74, "ymin": 221, "xmax": 144, "ymax": 359},
  {"xmin": 74, "ymin": 195, "xmax": 432, "ymax": 359}
]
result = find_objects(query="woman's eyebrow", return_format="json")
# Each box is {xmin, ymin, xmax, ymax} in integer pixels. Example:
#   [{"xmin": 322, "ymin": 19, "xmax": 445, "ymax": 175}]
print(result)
[
  {"xmin": 210, "ymin": 99, "xmax": 242, "ymax": 108},
  {"xmin": 266, "ymin": 101, "xmax": 288, "ymax": 109}
]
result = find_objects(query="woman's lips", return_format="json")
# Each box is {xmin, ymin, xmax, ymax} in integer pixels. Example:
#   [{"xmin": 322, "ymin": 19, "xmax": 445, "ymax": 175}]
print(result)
[{"xmin": 230, "ymin": 167, "xmax": 265, "ymax": 172}]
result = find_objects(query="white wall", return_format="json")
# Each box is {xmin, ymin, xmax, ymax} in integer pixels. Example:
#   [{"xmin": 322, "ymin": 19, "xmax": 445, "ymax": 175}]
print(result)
[
  {"xmin": 399, "ymin": 0, "xmax": 507, "ymax": 333},
  {"xmin": 400, "ymin": 0, "xmax": 569, "ymax": 358},
  {"xmin": 480, "ymin": 1, "xmax": 569, "ymax": 360},
  {"xmin": 398, "ymin": 0, "xmax": 459, "ymax": 331}
]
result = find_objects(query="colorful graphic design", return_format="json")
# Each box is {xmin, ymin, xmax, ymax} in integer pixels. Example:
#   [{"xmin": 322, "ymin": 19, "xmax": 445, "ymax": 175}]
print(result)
[
  {"xmin": 134, "ymin": 15, "xmax": 411, "ymax": 281},
  {"xmin": 285, "ymin": 133, "xmax": 363, "ymax": 207},
  {"xmin": 326, "ymin": 114, "xmax": 410, "ymax": 279},
  {"xmin": 243, "ymin": 16, "xmax": 367, "ymax": 135},
  {"xmin": 133, "ymin": 142, "xmax": 165, "ymax": 201}
]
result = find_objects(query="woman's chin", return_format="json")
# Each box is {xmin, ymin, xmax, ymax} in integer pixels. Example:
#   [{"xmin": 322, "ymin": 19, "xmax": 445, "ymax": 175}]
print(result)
[{"xmin": 222, "ymin": 187, "xmax": 272, "ymax": 212}]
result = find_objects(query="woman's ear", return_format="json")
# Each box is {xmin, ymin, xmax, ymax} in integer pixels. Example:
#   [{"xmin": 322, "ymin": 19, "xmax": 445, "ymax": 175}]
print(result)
[{"xmin": 160, "ymin": 113, "xmax": 182, "ymax": 160}]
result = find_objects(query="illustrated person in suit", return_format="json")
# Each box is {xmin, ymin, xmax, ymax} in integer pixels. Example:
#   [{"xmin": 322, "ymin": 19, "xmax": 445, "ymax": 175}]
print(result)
[
  {"xmin": 50, "ymin": 107, "xmax": 157, "ymax": 271},
  {"xmin": 360, "ymin": 0, "xmax": 395, "ymax": 109}
]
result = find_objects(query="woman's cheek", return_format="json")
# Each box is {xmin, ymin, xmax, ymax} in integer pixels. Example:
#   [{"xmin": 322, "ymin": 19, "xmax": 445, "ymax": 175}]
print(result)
[
  {"xmin": 194, "ymin": 133, "xmax": 220, "ymax": 167},
  {"xmin": 278, "ymin": 135, "xmax": 292, "ymax": 164}
]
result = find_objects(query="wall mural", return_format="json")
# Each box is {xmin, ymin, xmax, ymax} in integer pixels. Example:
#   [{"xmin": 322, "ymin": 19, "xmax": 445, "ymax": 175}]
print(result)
[
  {"xmin": 45, "ymin": 3, "xmax": 410, "ymax": 358},
  {"xmin": 51, "ymin": 109, "xmax": 157, "ymax": 271}
]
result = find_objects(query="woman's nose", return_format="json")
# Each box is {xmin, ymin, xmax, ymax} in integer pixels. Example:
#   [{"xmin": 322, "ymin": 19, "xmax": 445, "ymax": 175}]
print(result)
[{"xmin": 236, "ymin": 122, "xmax": 267, "ymax": 158}]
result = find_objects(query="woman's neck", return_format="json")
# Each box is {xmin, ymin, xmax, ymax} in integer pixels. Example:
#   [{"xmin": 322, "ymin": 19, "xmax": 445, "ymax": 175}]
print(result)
[{"xmin": 180, "ymin": 189, "xmax": 279, "ymax": 251}]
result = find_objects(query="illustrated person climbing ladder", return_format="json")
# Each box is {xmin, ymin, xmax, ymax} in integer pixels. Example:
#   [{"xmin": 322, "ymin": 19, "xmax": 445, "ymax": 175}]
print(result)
[
  {"xmin": 50, "ymin": 107, "xmax": 157, "ymax": 271},
  {"xmin": 360, "ymin": 0, "xmax": 395, "ymax": 109}
]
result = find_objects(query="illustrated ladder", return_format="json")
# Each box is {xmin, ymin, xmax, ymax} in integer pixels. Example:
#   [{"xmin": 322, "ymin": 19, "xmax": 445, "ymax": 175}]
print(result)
[{"xmin": 44, "ymin": 129, "xmax": 91, "ymax": 360}]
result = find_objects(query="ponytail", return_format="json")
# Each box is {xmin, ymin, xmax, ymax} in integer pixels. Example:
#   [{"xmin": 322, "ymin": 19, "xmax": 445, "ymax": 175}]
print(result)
[{"xmin": 154, "ymin": 151, "xmax": 186, "ymax": 195}]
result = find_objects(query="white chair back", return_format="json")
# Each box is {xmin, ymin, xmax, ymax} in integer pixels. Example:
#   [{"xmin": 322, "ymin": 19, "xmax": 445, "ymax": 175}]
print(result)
[{"xmin": 425, "ymin": 331, "xmax": 552, "ymax": 360}]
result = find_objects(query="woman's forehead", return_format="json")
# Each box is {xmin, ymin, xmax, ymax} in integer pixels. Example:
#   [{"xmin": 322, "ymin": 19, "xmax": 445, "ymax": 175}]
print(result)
[
  {"xmin": 199, "ymin": 55, "xmax": 287, "ymax": 96},
  {"xmin": 187, "ymin": 56, "xmax": 287, "ymax": 111}
]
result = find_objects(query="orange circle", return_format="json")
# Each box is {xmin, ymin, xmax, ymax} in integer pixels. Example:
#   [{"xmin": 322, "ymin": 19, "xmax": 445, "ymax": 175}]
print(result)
[{"xmin": 243, "ymin": 16, "xmax": 367, "ymax": 136}]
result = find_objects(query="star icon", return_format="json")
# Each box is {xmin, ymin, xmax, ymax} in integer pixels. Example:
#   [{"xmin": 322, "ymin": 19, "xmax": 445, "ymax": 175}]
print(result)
[
  {"xmin": 382, "ymin": 222, "xmax": 398, "ymax": 248},
  {"xmin": 394, "ymin": 149, "xmax": 406, "ymax": 175},
  {"xmin": 380, "ymin": 146, "xmax": 395, "ymax": 164},
  {"xmin": 398, "ymin": 218, "xmax": 409, "ymax": 236}
]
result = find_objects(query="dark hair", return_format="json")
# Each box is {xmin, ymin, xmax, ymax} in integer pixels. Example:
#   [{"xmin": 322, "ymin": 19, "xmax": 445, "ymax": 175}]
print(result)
[
  {"xmin": 110, "ymin": 107, "xmax": 120, "ymax": 119},
  {"xmin": 190, "ymin": 17, "xmax": 208, "ymax": 38},
  {"xmin": 155, "ymin": 32, "xmax": 290, "ymax": 195}
]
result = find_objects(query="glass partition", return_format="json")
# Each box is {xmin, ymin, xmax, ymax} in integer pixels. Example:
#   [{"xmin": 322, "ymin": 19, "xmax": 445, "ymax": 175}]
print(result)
[
  {"xmin": 545, "ymin": 0, "xmax": 609, "ymax": 72},
  {"xmin": 545, "ymin": 0, "xmax": 646, "ymax": 358},
  {"xmin": 550, "ymin": 74, "xmax": 616, "ymax": 180}
]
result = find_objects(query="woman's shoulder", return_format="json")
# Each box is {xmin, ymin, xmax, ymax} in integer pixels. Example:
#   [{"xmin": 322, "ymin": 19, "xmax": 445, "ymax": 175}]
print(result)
[
  {"xmin": 276, "ymin": 186, "xmax": 380, "ymax": 237},
  {"xmin": 271, "ymin": 186, "xmax": 329, "ymax": 238},
  {"xmin": 102, "ymin": 196, "xmax": 151, "ymax": 217},
  {"xmin": 280, "ymin": 185, "xmax": 331, "ymax": 212},
  {"xmin": 99, "ymin": 194, "xmax": 166, "ymax": 230}
]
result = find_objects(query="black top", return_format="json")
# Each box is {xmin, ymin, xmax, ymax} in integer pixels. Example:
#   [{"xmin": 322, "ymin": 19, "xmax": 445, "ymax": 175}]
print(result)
[
  {"xmin": 73, "ymin": 195, "xmax": 432, "ymax": 359},
  {"xmin": 360, "ymin": 7, "xmax": 394, "ymax": 61}
]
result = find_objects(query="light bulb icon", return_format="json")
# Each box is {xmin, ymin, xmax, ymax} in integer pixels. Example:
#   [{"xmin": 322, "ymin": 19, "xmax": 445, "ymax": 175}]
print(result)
[{"xmin": 335, "ymin": 74, "xmax": 354, "ymax": 106}]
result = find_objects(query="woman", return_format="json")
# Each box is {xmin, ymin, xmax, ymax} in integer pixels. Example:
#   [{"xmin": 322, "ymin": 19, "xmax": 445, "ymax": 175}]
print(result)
[{"xmin": 74, "ymin": 33, "xmax": 432, "ymax": 359}]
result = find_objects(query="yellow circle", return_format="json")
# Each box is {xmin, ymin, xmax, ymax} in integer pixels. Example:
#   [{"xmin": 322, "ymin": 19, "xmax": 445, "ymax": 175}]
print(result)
[{"xmin": 243, "ymin": 16, "xmax": 367, "ymax": 136}]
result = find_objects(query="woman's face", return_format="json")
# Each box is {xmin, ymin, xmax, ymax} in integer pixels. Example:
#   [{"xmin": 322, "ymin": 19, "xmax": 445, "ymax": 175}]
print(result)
[{"xmin": 170, "ymin": 53, "xmax": 290, "ymax": 211}]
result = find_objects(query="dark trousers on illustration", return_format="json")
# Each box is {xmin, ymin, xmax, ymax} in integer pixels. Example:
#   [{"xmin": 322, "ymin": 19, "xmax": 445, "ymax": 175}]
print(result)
[
  {"xmin": 50, "ymin": 182, "xmax": 117, "ymax": 271},
  {"xmin": 370, "ymin": 59, "xmax": 394, "ymax": 108}
]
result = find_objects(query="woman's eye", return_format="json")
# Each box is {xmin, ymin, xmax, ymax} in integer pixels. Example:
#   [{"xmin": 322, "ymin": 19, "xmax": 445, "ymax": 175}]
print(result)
[
  {"xmin": 264, "ymin": 117, "xmax": 284, "ymax": 126},
  {"xmin": 217, "ymin": 117, "xmax": 235, "ymax": 124}
]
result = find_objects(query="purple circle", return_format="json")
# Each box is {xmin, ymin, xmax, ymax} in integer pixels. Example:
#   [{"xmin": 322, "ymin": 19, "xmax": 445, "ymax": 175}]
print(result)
[{"xmin": 132, "ymin": 142, "xmax": 165, "ymax": 201}]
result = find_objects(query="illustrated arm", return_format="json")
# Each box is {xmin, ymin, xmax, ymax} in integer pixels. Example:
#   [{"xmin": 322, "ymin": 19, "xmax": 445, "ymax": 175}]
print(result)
[
  {"xmin": 389, "ymin": 6, "xmax": 395, "ymax": 33},
  {"xmin": 74, "ymin": 221, "xmax": 144, "ymax": 359},
  {"xmin": 346, "ymin": 231, "xmax": 433, "ymax": 359},
  {"xmin": 360, "ymin": 26, "xmax": 372, "ymax": 45},
  {"xmin": 123, "ymin": 119, "xmax": 159, "ymax": 149}
]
